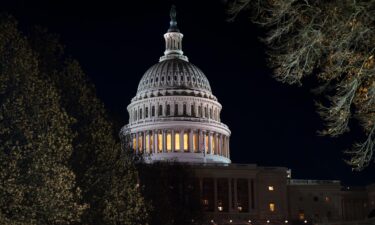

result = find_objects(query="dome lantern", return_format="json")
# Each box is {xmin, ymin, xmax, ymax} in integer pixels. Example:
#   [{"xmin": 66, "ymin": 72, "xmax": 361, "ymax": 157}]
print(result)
[{"xmin": 160, "ymin": 5, "xmax": 188, "ymax": 62}]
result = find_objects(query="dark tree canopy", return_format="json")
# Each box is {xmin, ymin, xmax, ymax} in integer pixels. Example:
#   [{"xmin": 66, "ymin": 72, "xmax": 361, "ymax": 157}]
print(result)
[
  {"xmin": 0, "ymin": 14, "xmax": 86, "ymax": 224},
  {"xmin": 28, "ymin": 27, "xmax": 150, "ymax": 225},
  {"xmin": 0, "ymin": 14, "xmax": 149, "ymax": 225},
  {"xmin": 229, "ymin": 0, "xmax": 375, "ymax": 170}
]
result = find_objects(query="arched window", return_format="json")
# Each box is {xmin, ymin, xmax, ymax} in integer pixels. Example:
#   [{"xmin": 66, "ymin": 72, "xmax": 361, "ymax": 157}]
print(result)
[
  {"xmin": 204, "ymin": 107, "xmax": 208, "ymax": 118},
  {"xmin": 209, "ymin": 108, "xmax": 212, "ymax": 119},
  {"xmin": 145, "ymin": 107, "xmax": 148, "ymax": 118},
  {"xmin": 198, "ymin": 106, "xmax": 202, "ymax": 117},
  {"xmin": 151, "ymin": 106, "xmax": 155, "ymax": 117},
  {"xmin": 166, "ymin": 104, "xmax": 171, "ymax": 116},
  {"xmin": 191, "ymin": 105, "xmax": 195, "ymax": 117},
  {"xmin": 158, "ymin": 105, "xmax": 163, "ymax": 116},
  {"xmin": 134, "ymin": 110, "xmax": 137, "ymax": 121},
  {"xmin": 139, "ymin": 108, "xmax": 143, "ymax": 119}
]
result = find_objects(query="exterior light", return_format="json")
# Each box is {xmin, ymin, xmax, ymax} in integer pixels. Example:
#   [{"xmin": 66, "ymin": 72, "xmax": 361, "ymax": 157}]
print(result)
[
  {"xmin": 304, "ymin": 220, "xmax": 308, "ymax": 223},
  {"xmin": 237, "ymin": 206, "xmax": 243, "ymax": 211},
  {"xmin": 218, "ymin": 206, "xmax": 223, "ymax": 211},
  {"xmin": 248, "ymin": 220, "xmax": 252, "ymax": 223},
  {"xmin": 268, "ymin": 186, "xmax": 274, "ymax": 191},
  {"xmin": 210, "ymin": 219, "xmax": 214, "ymax": 223},
  {"xmin": 267, "ymin": 220, "xmax": 270, "ymax": 223},
  {"xmin": 285, "ymin": 220, "xmax": 288, "ymax": 223},
  {"xmin": 229, "ymin": 219, "xmax": 232, "ymax": 223}
]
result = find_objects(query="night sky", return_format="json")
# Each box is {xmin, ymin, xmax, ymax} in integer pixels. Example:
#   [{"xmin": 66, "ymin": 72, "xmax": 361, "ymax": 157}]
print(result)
[{"xmin": 2, "ymin": 0, "xmax": 374, "ymax": 185}]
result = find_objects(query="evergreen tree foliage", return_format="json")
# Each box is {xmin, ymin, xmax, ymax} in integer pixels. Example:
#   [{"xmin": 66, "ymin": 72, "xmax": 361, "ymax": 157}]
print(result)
[
  {"xmin": 228, "ymin": 0, "xmax": 375, "ymax": 170},
  {"xmin": 28, "ymin": 27, "xmax": 149, "ymax": 225},
  {"xmin": 0, "ymin": 14, "xmax": 86, "ymax": 224}
]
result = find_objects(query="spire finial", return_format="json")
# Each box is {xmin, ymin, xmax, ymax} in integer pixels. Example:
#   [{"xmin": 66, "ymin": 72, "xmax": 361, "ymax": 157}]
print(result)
[{"xmin": 168, "ymin": 5, "xmax": 179, "ymax": 32}]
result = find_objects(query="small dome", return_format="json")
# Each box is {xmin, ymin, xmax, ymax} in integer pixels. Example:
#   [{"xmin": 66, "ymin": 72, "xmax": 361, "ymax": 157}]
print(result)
[{"xmin": 136, "ymin": 58, "xmax": 212, "ymax": 94}]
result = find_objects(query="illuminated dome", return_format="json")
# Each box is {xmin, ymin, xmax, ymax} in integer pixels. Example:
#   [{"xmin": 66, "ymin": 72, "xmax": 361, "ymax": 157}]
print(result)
[
  {"xmin": 121, "ymin": 6, "xmax": 231, "ymax": 164},
  {"xmin": 136, "ymin": 58, "xmax": 212, "ymax": 95}
]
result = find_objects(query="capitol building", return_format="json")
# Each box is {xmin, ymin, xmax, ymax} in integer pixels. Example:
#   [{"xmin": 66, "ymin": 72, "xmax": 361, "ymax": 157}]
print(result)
[{"xmin": 120, "ymin": 6, "xmax": 375, "ymax": 225}]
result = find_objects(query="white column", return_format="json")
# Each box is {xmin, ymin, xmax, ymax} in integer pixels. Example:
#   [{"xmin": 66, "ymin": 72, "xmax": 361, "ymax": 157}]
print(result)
[
  {"xmin": 153, "ymin": 130, "xmax": 157, "ymax": 153},
  {"xmin": 189, "ymin": 130, "xmax": 194, "ymax": 153},
  {"xmin": 180, "ymin": 130, "xmax": 184, "ymax": 152},
  {"xmin": 202, "ymin": 131, "xmax": 206, "ymax": 155},
  {"xmin": 219, "ymin": 135, "xmax": 223, "ymax": 156},
  {"xmin": 199, "ymin": 130, "xmax": 203, "ymax": 153},
  {"xmin": 208, "ymin": 132, "xmax": 212, "ymax": 155},
  {"xmin": 162, "ymin": 130, "xmax": 167, "ymax": 153},
  {"xmin": 143, "ymin": 131, "xmax": 150, "ymax": 153},
  {"xmin": 171, "ymin": 130, "xmax": 175, "ymax": 152}
]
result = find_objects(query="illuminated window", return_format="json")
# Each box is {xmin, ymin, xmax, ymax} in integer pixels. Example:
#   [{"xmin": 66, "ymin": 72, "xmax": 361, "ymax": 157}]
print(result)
[
  {"xmin": 299, "ymin": 210, "xmax": 305, "ymax": 220},
  {"xmin": 269, "ymin": 203, "xmax": 275, "ymax": 212},
  {"xmin": 138, "ymin": 135, "xmax": 143, "ymax": 152},
  {"xmin": 145, "ymin": 134, "xmax": 150, "ymax": 153},
  {"xmin": 325, "ymin": 196, "xmax": 330, "ymax": 202},
  {"xmin": 175, "ymin": 133, "xmax": 180, "ymax": 151},
  {"xmin": 268, "ymin": 186, "xmax": 274, "ymax": 191},
  {"xmin": 205, "ymin": 134, "xmax": 209, "ymax": 153},
  {"xmin": 202, "ymin": 199, "xmax": 209, "ymax": 205},
  {"xmin": 167, "ymin": 133, "xmax": 172, "ymax": 151},
  {"xmin": 158, "ymin": 133, "xmax": 163, "ymax": 152},
  {"xmin": 193, "ymin": 133, "xmax": 198, "ymax": 152},
  {"xmin": 132, "ymin": 137, "xmax": 136, "ymax": 150},
  {"xmin": 183, "ymin": 133, "xmax": 188, "ymax": 151}
]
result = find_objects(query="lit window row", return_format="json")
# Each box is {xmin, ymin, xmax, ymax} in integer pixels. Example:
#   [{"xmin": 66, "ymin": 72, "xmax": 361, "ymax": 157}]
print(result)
[{"xmin": 131, "ymin": 130, "xmax": 230, "ymax": 157}]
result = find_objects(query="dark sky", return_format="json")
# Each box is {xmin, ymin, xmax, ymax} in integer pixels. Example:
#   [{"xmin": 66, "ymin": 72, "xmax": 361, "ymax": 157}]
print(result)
[{"xmin": 2, "ymin": 0, "xmax": 374, "ymax": 185}]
